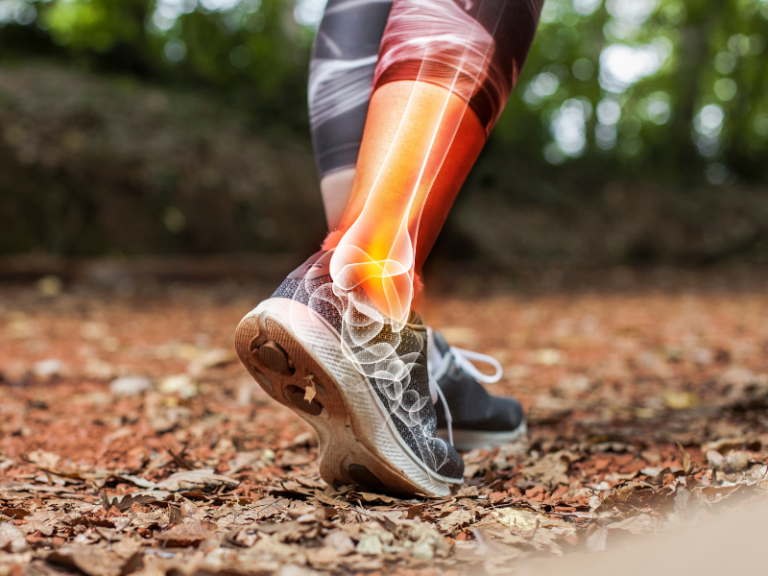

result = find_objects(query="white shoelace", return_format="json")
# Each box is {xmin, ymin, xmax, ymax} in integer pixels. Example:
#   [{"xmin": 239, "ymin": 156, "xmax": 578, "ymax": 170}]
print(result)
[
  {"xmin": 449, "ymin": 347, "xmax": 503, "ymax": 385},
  {"xmin": 426, "ymin": 328, "xmax": 504, "ymax": 446}
]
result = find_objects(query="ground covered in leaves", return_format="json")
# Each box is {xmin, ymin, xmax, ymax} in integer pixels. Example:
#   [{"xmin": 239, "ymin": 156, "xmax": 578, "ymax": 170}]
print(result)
[{"xmin": 2, "ymin": 265, "xmax": 768, "ymax": 575}]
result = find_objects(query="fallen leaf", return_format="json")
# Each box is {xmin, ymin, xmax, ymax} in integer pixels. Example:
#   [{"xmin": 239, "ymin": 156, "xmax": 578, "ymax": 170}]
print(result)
[
  {"xmin": 595, "ymin": 482, "xmax": 664, "ymax": 515},
  {"xmin": 0, "ymin": 522, "xmax": 26, "ymax": 552},
  {"xmin": 154, "ymin": 469, "xmax": 238, "ymax": 492},
  {"xmin": 47, "ymin": 545, "xmax": 128, "ymax": 576},
  {"xmin": 304, "ymin": 374, "xmax": 316, "ymax": 404},
  {"xmin": 324, "ymin": 530, "xmax": 355, "ymax": 556},
  {"xmin": 110, "ymin": 376, "xmax": 152, "ymax": 397},
  {"xmin": 1, "ymin": 508, "xmax": 30, "ymax": 520},
  {"xmin": 724, "ymin": 450, "xmax": 751, "ymax": 472},
  {"xmin": 356, "ymin": 533, "xmax": 383, "ymax": 555},
  {"xmin": 187, "ymin": 348, "xmax": 235, "ymax": 376},
  {"xmin": 520, "ymin": 450, "xmax": 580, "ymax": 489},
  {"xmin": 702, "ymin": 437, "xmax": 748, "ymax": 455},
  {"xmin": 155, "ymin": 520, "xmax": 218, "ymax": 546},
  {"xmin": 27, "ymin": 449, "xmax": 60, "ymax": 469},
  {"xmin": 605, "ymin": 513, "xmax": 656, "ymax": 535},
  {"xmin": 663, "ymin": 391, "xmax": 699, "ymax": 410},
  {"xmin": 586, "ymin": 526, "xmax": 608, "ymax": 552}
]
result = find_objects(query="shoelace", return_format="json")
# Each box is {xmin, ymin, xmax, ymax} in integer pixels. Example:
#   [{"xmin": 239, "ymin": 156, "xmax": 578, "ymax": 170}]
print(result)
[
  {"xmin": 426, "ymin": 329, "xmax": 504, "ymax": 446},
  {"xmin": 429, "ymin": 376, "xmax": 454, "ymax": 446},
  {"xmin": 449, "ymin": 347, "xmax": 503, "ymax": 385}
]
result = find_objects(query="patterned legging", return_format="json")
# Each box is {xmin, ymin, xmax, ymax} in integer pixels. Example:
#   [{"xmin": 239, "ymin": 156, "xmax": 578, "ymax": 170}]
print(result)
[{"xmin": 308, "ymin": 0, "xmax": 544, "ymax": 177}]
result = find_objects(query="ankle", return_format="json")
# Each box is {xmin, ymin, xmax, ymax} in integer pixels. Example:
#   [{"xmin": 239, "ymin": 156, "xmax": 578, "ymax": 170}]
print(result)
[{"xmin": 330, "ymin": 249, "xmax": 414, "ymax": 325}]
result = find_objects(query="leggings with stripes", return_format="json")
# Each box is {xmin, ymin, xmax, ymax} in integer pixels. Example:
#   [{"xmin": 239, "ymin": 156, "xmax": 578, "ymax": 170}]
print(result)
[{"xmin": 308, "ymin": 0, "xmax": 544, "ymax": 178}]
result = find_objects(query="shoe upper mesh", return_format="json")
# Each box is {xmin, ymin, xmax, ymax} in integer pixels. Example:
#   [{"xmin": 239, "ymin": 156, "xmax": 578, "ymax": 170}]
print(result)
[{"xmin": 271, "ymin": 271, "xmax": 464, "ymax": 479}]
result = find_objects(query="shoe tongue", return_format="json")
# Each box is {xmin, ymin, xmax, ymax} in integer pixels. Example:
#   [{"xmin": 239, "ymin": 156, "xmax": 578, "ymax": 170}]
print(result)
[
  {"xmin": 427, "ymin": 329, "xmax": 452, "ymax": 381},
  {"xmin": 287, "ymin": 250, "xmax": 333, "ymax": 280},
  {"xmin": 430, "ymin": 330, "xmax": 451, "ymax": 357}
]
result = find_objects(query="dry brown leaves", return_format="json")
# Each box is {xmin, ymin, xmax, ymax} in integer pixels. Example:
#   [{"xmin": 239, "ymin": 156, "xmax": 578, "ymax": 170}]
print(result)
[{"xmin": 2, "ymin": 271, "xmax": 768, "ymax": 575}]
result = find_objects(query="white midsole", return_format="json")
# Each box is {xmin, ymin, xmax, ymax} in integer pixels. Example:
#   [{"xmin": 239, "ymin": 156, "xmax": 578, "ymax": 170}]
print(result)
[
  {"xmin": 253, "ymin": 297, "xmax": 462, "ymax": 494},
  {"xmin": 437, "ymin": 420, "xmax": 528, "ymax": 451}
]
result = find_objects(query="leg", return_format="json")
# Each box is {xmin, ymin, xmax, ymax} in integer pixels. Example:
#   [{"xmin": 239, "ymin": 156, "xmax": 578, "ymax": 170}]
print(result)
[
  {"xmin": 235, "ymin": 0, "xmax": 544, "ymax": 499},
  {"xmin": 325, "ymin": 81, "xmax": 485, "ymax": 322},
  {"xmin": 324, "ymin": 0, "xmax": 543, "ymax": 324},
  {"xmin": 308, "ymin": 0, "xmax": 392, "ymax": 230}
]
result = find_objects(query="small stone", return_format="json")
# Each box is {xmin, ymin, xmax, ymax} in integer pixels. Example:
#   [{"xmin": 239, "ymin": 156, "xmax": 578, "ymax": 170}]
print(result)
[
  {"xmin": 85, "ymin": 359, "xmax": 114, "ymax": 380},
  {"xmin": 724, "ymin": 450, "xmax": 750, "ymax": 472},
  {"xmin": 80, "ymin": 322, "xmax": 109, "ymax": 340},
  {"xmin": 33, "ymin": 359, "xmax": 63, "ymax": 377},
  {"xmin": 411, "ymin": 538, "xmax": 435, "ymax": 560},
  {"xmin": 110, "ymin": 376, "xmax": 152, "ymax": 396},
  {"xmin": 0, "ymin": 522, "xmax": 26, "ymax": 552},
  {"xmin": 159, "ymin": 374, "xmax": 197, "ymax": 398},
  {"xmin": 532, "ymin": 348, "xmax": 563, "ymax": 366},
  {"xmin": 662, "ymin": 390, "xmax": 699, "ymax": 410},
  {"xmin": 357, "ymin": 533, "xmax": 383, "ymax": 555},
  {"xmin": 187, "ymin": 348, "xmax": 235, "ymax": 376},
  {"xmin": 35, "ymin": 275, "xmax": 63, "ymax": 297},
  {"xmin": 261, "ymin": 449, "xmax": 275, "ymax": 461}
]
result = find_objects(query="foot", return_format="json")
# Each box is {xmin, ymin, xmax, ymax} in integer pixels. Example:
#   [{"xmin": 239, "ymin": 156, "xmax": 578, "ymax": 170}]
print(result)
[
  {"xmin": 428, "ymin": 330, "xmax": 527, "ymax": 451},
  {"xmin": 234, "ymin": 250, "xmax": 464, "ymax": 497}
]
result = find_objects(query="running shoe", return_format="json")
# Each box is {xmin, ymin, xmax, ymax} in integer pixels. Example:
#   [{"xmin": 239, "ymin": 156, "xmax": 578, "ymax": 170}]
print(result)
[
  {"xmin": 234, "ymin": 250, "xmax": 464, "ymax": 497},
  {"xmin": 428, "ymin": 330, "xmax": 527, "ymax": 451}
]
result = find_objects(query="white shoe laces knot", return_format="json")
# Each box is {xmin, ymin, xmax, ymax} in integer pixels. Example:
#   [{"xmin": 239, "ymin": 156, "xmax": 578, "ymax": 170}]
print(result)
[
  {"xmin": 449, "ymin": 347, "xmax": 503, "ymax": 384},
  {"xmin": 426, "ymin": 328, "xmax": 504, "ymax": 447}
]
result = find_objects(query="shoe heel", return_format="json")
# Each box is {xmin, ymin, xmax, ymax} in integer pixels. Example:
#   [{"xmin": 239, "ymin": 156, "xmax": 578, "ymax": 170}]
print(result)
[{"xmin": 235, "ymin": 301, "xmax": 455, "ymax": 497}]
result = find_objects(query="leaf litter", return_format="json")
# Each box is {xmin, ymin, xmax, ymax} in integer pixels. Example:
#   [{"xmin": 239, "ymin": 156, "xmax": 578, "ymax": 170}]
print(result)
[{"xmin": 2, "ymin": 271, "xmax": 768, "ymax": 574}]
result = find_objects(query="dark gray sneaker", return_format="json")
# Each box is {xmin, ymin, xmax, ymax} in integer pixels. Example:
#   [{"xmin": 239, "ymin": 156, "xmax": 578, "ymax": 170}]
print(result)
[
  {"xmin": 428, "ymin": 330, "xmax": 527, "ymax": 451},
  {"xmin": 234, "ymin": 250, "xmax": 464, "ymax": 497}
]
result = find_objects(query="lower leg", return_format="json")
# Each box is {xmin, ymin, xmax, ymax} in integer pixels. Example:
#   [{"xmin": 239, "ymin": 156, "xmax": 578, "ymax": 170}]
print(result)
[
  {"xmin": 323, "ymin": 80, "xmax": 485, "ymax": 323},
  {"xmin": 314, "ymin": 0, "xmax": 544, "ymax": 322},
  {"xmin": 320, "ymin": 168, "xmax": 356, "ymax": 230}
]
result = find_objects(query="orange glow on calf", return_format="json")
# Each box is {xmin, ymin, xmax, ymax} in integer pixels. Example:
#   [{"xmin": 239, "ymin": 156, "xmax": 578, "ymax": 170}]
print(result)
[{"xmin": 325, "ymin": 81, "xmax": 485, "ymax": 324}]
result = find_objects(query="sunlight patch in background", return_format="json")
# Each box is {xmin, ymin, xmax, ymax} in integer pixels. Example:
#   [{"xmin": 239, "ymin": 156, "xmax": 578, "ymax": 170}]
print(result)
[
  {"xmin": 164, "ymin": 38, "xmax": 187, "ymax": 61},
  {"xmin": 641, "ymin": 92, "xmax": 671, "ymax": 125},
  {"xmin": 0, "ymin": 0, "xmax": 35, "ymax": 24},
  {"xmin": 200, "ymin": 0, "xmax": 242, "ymax": 10},
  {"xmin": 594, "ymin": 97, "xmax": 620, "ymax": 150},
  {"xmin": 599, "ymin": 40, "xmax": 670, "ymax": 93},
  {"xmin": 534, "ymin": 0, "xmax": 679, "ymax": 162},
  {"xmin": 546, "ymin": 98, "xmax": 592, "ymax": 163},
  {"xmin": 152, "ymin": 0, "xmax": 196, "ymax": 31},
  {"xmin": 694, "ymin": 104, "xmax": 725, "ymax": 158},
  {"xmin": 572, "ymin": 0, "xmax": 601, "ymax": 15},
  {"xmin": 151, "ymin": 0, "xmax": 260, "ymax": 33},
  {"xmin": 604, "ymin": 0, "xmax": 656, "ymax": 40}
]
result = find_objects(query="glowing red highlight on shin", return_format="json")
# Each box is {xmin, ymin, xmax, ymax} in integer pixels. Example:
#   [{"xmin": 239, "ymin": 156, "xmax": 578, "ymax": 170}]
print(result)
[{"xmin": 324, "ymin": 81, "xmax": 485, "ymax": 322}]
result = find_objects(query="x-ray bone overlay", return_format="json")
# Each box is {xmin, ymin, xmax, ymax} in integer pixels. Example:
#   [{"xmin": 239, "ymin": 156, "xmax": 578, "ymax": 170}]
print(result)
[{"xmin": 296, "ymin": 0, "xmax": 543, "ymax": 470}]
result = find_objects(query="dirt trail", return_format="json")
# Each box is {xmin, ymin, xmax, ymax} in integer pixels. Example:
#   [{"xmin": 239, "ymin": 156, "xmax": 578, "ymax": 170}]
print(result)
[{"xmin": 1, "ymin": 269, "xmax": 768, "ymax": 575}]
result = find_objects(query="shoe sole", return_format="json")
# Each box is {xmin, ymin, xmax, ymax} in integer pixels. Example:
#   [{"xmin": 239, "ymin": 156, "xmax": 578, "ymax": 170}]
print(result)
[
  {"xmin": 234, "ymin": 297, "xmax": 462, "ymax": 497},
  {"xmin": 437, "ymin": 421, "xmax": 528, "ymax": 452}
]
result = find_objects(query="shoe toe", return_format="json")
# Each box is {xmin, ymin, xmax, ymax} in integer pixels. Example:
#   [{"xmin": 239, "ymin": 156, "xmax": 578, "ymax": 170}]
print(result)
[{"xmin": 490, "ymin": 396, "xmax": 525, "ymax": 432}]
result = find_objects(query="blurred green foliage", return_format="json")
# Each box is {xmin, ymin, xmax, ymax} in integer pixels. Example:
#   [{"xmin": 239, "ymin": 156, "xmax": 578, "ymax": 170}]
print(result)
[
  {"xmin": 1, "ymin": 0, "xmax": 768, "ymax": 261},
  {"xmin": 483, "ymin": 0, "xmax": 768, "ymax": 194},
  {"xmin": 1, "ymin": 0, "xmax": 314, "ymax": 132},
  {"xmin": 1, "ymin": 0, "xmax": 767, "ymax": 183}
]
